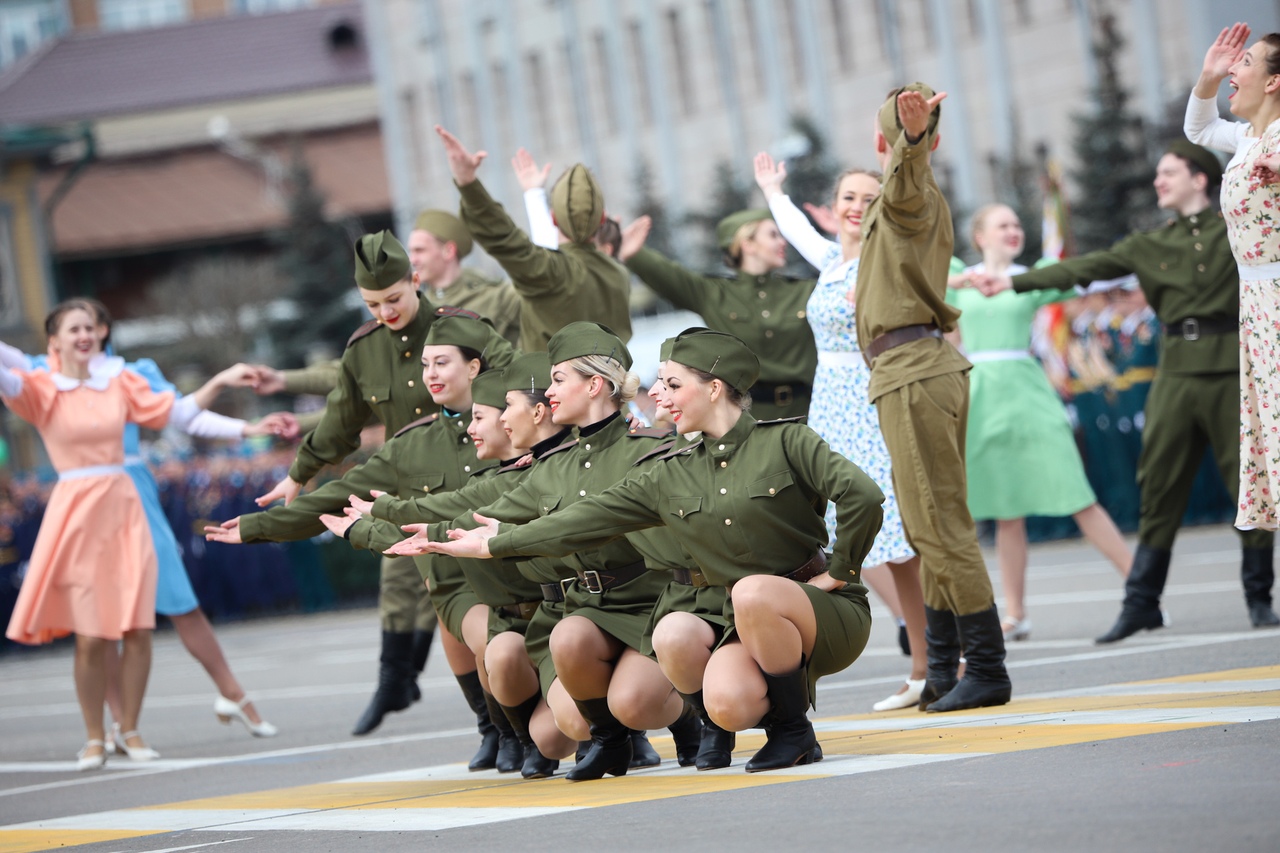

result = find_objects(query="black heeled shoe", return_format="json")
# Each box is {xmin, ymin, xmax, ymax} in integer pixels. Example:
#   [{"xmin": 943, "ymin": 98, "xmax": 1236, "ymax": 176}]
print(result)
[
  {"xmin": 566, "ymin": 698, "xmax": 632, "ymax": 782},
  {"xmin": 744, "ymin": 663, "xmax": 817, "ymax": 773}
]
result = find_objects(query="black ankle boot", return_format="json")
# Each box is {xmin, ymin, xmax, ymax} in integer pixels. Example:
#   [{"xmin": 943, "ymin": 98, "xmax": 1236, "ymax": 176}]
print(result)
[
  {"xmin": 1242, "ymin": 547, "xmax": 1280, "ymax": 627},
  {"xmin": 454, "ymin": 672, "xmax": 499, "ymax": 771},
  {"xmin": 566, "ymin": 698, "xmax": 632, "ymax": 782},
  {"xmin": 919, "ymin": 606, "xmax": 962, "ymax": 711},
  {"xmin": 744, "ymin": 663, "xmax": 817, "ymax": 773},
  {"xmin": 667, "ymin": 702, "xmax": 704, "ymax": 767},
  {"xmin": 680, "ymin": 691, "xmax": 734, "ymax": 770},
  {"xmin": 352, "ymin": 631, "xmax": 416, "ymax": 736},
  {"xmin": 1096, "ymin": 545, "xmax": 1171, "ymax": 644},
  {"xmin": 629, "ymin": 730, "xmax": 661, "ymax": 768},
  {"xmin": 502, "ymin": 693, "xmax": 559, "ymax": 779},
  {"xmin": 927, "ymin": 605, "xmax": 1012, "ymax": 713},
  {"xmin": 484, "ymin": 693, "xmax": 523, "ymax": 772},
  {"xmin": 409, "ymin": 629, "xmax": 434, "ymax": 702}
]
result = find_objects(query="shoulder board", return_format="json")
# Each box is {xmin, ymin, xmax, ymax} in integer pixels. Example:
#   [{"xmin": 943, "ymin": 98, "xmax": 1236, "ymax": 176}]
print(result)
[
  {"xmin": 626, "ymin": 425, "xmax": 674, "ymax": 439},
  {"xmin": 345, "ymin": 319, "xmax": 382, "ymax": 348},
  {"xmin": 497, "ymin": 455, "xmax": 535, "ymax": 474},
  {"xmin": 435, "ymin": 304, "xmax": 484, "ymax": 320},
  {"xmin": 755, "ymin": 416, "xmax": 807, "ymax": 426},
  {"xmin": 658, "ymin": 439, "xmax": 701, "ymax": 461},
  {"xmin": 633, "ymin": 439, "xmax": 678, "ymax": 465},
  {"xmin": 538, "ymin": 438, "xmax": 580, "ymax": 460},
  {"xmin": 392, "ymin": 413, "xmax": 439, "ymax": 438}
]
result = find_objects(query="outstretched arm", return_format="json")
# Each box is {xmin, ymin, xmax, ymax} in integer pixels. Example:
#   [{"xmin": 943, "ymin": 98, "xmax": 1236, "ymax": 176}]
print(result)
[
  {"xmin": 513, "ymin": 148, "xmax": 560, "ymax": 249},
  {"xmin": 1186, "ymin": 23, "xmax": 1251, "ymax": 152}
]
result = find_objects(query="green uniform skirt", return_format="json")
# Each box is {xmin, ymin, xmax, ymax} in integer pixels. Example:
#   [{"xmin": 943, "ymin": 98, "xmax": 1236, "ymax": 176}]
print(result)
[
  {"xmin": 563, "ymin": 569, "xmax": 670, "ymax": 654},
  {"xmin": 524, "ymin": 601, "xmax": 564, "ymax": 698},
  {"xmin": 425, "ymin": 555, "xmax": 482, "ymax": 642},
  {"xmin": 640, "ymin": 580, "xmax": 731, "ymax": 658}
]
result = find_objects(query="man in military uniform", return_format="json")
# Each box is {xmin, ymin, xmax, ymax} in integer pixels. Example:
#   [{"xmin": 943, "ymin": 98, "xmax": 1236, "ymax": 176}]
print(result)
[
  {"xmin": 618, "ymin": 210, "xmax": 818, "ymax": 420},
  {"xmin": 978, "ymin": 139, "xmax": 1279, "ymax": 638},
  {"xmin": 255, "ymin": 230, "xmax": 516, "ymax": 735},
  {"xmin": 435, "ymin": 126, "xmax": 633, "ymax": 351},
  {"xmin": 856, "ymin": 84, "xmax": 1012, "ymax": 714},
  {"xmin": 407, "ymin": 210, "xmax": 523, "ymax": 347}
]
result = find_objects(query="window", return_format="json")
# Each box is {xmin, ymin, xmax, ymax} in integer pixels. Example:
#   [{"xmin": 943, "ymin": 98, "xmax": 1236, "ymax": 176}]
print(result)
[
  {"xmin": 665, "ymin": 8, "xmax": 695, "ymax": 116},
  {"xmin": 591, "ymin": 29, "xmax": 619, "ymax": 135},
  {"xmin": 740, "ymin": 0, "xmax": 765, "ymax": 93},
  {"xmin": 626, "ymin": 19, "xmax": 653, "ymax": 126},
  {"xmin": 828, "ymin": 0, "xmax": 852, "ymax": 72},
  {"xmin": 235, "ymin": 0, "xmax": 314, "ymax": 14},
  {"xmin": 525, "ymin": 50, "xmax": 557, "ymax": 147},
  {"xmin": 98, "ymin": 0, "xmax": 187, "ymax": 32},
  {"xmin": 491, "ymin": 61, "xmax": 513, "ymax": 154},
  {"xmin": 0, "ymin": 0, "xmax": 68, "ymax": 68},
  {"xmin": 782, "ymin": 0, "xmax": 804, "ymax": 85}
]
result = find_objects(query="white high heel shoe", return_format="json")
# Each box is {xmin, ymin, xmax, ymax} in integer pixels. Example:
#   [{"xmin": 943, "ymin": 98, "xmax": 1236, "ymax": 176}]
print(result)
[
  {"xmin": 872, "ymin": 678, "xmax": 927, "ymax": 712},
  {"xmin": 214, "ymin": 695, "xmax": 278, "ymax": 738},
  {"xmin": 115, "ymin": 730, "xmax": 159, "ymax": 762},
  {"xmin": 104, "ymin": 722, "xmax": 119, "ymax": 755},
  {"xmin": 76, "ymin": 739, "xmax": 107, "ymax": 771},
  {"xmin": 1002, "ymin": 616, "xmax": 1032, "ymax": 641}
]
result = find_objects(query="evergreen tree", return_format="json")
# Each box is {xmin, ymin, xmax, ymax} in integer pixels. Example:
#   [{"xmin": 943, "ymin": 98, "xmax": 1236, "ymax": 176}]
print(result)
[
  {"xmin": 632, "ymin": 158, "xmax": 675, "ymax": 259},
  {"xmin": 781, "ymin": 114, "xmax": 839, "ymax": 214},
  {"xmin": 1068, "ymin": 11, "xmax": 1156, "ymax": 254},
  {"xmin": 273, "ymin": 142, "xmax": 362, "ymax": 366},
  {"xmin": 684, "ymin": 160, "xmax": 753, "ymax": 270}
]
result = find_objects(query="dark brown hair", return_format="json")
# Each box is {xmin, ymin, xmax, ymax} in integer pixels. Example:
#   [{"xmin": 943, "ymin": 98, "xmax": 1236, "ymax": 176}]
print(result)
[
  {"xmin": 683, "ymin": 364, "xmax": 751, "ymax": 411},
  {"xmin": 831, "ymin": 167, "xmax": 883, "ymax": 201},
  {"xmin": 1263, "ymin": 33, "xmax": 1280, "ymax": 75},
  {"xmin": 44, "ymin": 299, "xmax": 99, "ymax": 339},
  {"xmin": 594, "ymin": 216, "xmax": 622, "ymax": 259}
]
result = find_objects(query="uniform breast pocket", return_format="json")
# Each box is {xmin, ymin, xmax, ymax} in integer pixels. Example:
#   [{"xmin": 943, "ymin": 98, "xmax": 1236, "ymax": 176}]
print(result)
[
  {"xmin": 360, "ymin": 383, "xmax": 391, "ymax": 407},
  {"xmin": 666, "ymin": 496, "xmax": 703, "ymax": 520},
  {"xmin": 538, "ymin": 495, "xmax": 562, "ymax": 517},
  {"xmin": 748, "ymin": 471, "xmax": 794, "ymax": 500},
  {"xmin": 410, "ymin": 472, "xmax": 446, "ymax": 495}
]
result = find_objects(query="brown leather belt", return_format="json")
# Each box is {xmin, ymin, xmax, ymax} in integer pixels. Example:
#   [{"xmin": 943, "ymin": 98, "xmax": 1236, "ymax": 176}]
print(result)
[
  {"xmin": 672, "ymin": 567, "xmax": 710, "ymax": 588},
  {"xmin": 540, "ymin": 579, "xmax": 575, "ymax": 603},
  {"xmin": 495, "ymin": 600, "xmax": 542, "ymax": 620},
  {"xmin": 864, "ymin": 323, "xmax": 942, "ymax": 366},
  {"xmin": 785, "ymin": 550, "xmax": 828, "ymax": 583},
  {"xmin": 748, "ymin": 382, "xmax": 811, "ymax": 408},
  {"xmin": 575, "ymin": 560, "xmax": 649, "ymax": 594},
  {"xmin": 1162, "ymin": 317, "xmax": 1238, "ymax": 340}
]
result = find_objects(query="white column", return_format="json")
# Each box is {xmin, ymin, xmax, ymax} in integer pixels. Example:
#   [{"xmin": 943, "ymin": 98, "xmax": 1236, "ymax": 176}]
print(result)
[
  {"xmin": 362, "ymin": 0, "xmax": 416, "ymax": 237},
  {"xmin": 927, "ymin": 0, "xmax": 978, "ymax": 211}
]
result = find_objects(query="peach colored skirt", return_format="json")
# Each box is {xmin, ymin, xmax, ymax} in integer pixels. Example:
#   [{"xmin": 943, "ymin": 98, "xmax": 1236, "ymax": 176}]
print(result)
[{"xmin": 5, "ymin": 472, "xmax": 157, "ymax": 644}]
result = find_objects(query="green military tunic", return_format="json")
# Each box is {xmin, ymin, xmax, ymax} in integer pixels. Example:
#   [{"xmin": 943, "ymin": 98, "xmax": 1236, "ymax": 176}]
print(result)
[
  {"xmin": 278, "ymin": 359, "xmax": 342, "ymax": 438},
  {"xmin": 625, "ymin": 247, "xmax": 818, "ymax": 419},
  {"xmin": 1011, "ymin": 209, "xmax": 1272, "ymax": 550},
  {"xmin": 429, "ymin": 267, "xmax": 523, "ymax": 349},
  {"xmin": 456, "ymin": 179, "xmax": 632, "ymax": 351},
  {"xmin": 487, "ymin": 415, "xmax": 882, "ymax": 705}
]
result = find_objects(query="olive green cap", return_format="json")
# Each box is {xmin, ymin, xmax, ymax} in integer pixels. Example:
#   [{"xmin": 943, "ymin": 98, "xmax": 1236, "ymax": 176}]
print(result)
[
  {"xmin": 353, "ymin": 230, "xmax": 412, "ymax": 290},
  {"xmin": 547, "ymin": 321, "xmax": 632, "ymax": 370},
  {"xmin": 551, "ymin": 164, "xmax": 605, "ymax": 243},
  {"xmin": 424, "ymin": 314, "xmax": 493, "ymax": 359},
  {"xmin": 503, "ymin": 351, "xmax": 552, "ymax": 395},
  {"xmin": 413, "ymin": 210, "xmax": 473, "ymax": 259},
  {"xmin": 1166, "ymin": 139, "xmax": 1223, "ymax": 184},
  {"xmin": 669, "ymin": 327, "xmax": 759, "ymax": 395},
  {"xmin": 470, "ymin": 369, "xmax": 509, "ymax": 409},
  {"xmin": 715, "ymin": 209, "xmax": 772, "ymax": 250},
  {"xmin": 658, "ymin": 336, "xmax": 675, "ymax": 362},
  {"xmin": 878, "ymin": 82, "xmax": 941, "ymax": 148}
]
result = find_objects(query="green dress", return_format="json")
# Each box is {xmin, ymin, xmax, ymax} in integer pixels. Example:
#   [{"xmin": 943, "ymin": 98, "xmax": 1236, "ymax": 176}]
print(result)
[{"xmin": 948, "ymin": 265, "xmax": 1096, "ymax": 520}]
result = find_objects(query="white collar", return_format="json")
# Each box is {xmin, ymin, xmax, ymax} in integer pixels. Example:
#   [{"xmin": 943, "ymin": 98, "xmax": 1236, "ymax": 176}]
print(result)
[{"xmin": 51, "ymin": 357, "xmax": 122, "ymax": 392}]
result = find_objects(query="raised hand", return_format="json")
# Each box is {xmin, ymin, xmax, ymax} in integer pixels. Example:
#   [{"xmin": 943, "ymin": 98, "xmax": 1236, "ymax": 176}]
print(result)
[
  {"xmin": 898, "ymin": 89, "xmax": 947, "ymax": 142},
  {"xmin": 753, "ymin": 151, "xmax": 787, "ymax": 199},
  {"xmin": 319, "ymin": 513, "xmax": 356, "ymax": 538},
  {"xmin": 802, "ymin": 202, "xmax": 839, "ymax": 236},
  {"xmin": 1203, "ymin": 23, "xmax": 1251, "ymax": 82},
  {"xmin": 214, "ymin": 363, "xmax": 259, "ymax": 388},
  {"xmin": 244, "ymin": 411, "xmax": 299, "ymax": 439},
  {"xmin": 436, "ymin": 125, "xmax": 487, "ymax": 186},
  {"xmin": 1252, "ymin": 152, "xmax": 1280, "ymax": 185},
  {"xmin": 256, "ymin": 475, "xmax": 302, "ymax": 507},
  {"xmin": 511, "ymin": 148, "xmax": 552, "ymax": 191},
  {"xmin": 618, "ymin": 216, "xmax": 652, "ymax": 262},
  {"xmin": 204, "ymin": 517, "xmax": 243, "ymax": 544}
]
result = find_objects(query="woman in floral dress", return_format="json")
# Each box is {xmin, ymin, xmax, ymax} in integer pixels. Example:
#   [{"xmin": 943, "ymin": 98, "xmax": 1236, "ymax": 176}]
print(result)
[
  {"xmin": 754, "ymin": 152, "xmax": 926, "ymax": 712},
  {"xmin": 1185, "ymin": 22, "xmax": 1280, "ymax": 530}
]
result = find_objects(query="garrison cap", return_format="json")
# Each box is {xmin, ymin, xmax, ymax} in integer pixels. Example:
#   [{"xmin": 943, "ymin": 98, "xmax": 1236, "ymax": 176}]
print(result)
[
  {"xmin": 716, "ymin": 209, "xmax": 772, "ymax": 250},
  {"xmin": 354, "ymin": 230, "xmax": 412, "ymax": 290},
  {"xmin": 669, "ymin": 327, "xmax": 760, "ymax": 395},
  {"xmin": 424, "ymin": 314, "xmax": 493, "ymax": 359},
  {"xmin": 470, "ymin": 369, "xmax": 509, "ymax": 409},
  {"xmin": 551, "ymin": 164, "xmax": 605, "ymax": 243},
  {"xmin": 1166, "ymin": 139, "xmax": 1223, "ymax": 184},
  {"xmin": 547, "ymin": 321, "xmax": 632, "ymax": 370},
  {"xmin": 413, "ymin": 210, "xmax": 473, "ymax": 259},
  {"xmin": 878, "ymin": 82, "xmax": 941, "ymax": 148},
  {"xmin": 658, "ymin": 335, "xmax": 675, "ymax": 362},
  {"xmin": 504, "ymin": 351, "xmax": 552, "ymax": 394}
]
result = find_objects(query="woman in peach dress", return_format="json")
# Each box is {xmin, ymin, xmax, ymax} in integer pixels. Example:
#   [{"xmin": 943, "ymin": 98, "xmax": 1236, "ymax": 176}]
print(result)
[{"xmin": 2, "ymin": 300, "xmax": 247, "ymax": 769}]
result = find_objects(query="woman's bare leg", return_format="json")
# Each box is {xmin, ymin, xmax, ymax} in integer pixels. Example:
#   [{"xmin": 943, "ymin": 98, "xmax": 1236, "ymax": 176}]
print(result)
[
  {"xmin": 459, "ymin": 605, "xmax": 491, "ymax": 691},
  {"xmin": 118, "ymin": 629, "xmax": 152, "ymax": 747},
  {"xmin": 548, "ymin": 615, "xmax": 622, "ymax": 700},
  {"xmin": 102, "ymin": 640, "xmax": 124, "ymax": 729},
  {"xmin": 484, "ymin": 632, "xmax": 539, "ymax": 706},
  {"xmin": 608, "ymin": 649, "xmax": 682, "ymax": 730},
  {"xmin": 169, "ymin": 608, "xmax": 265, "ymax": 725},
  {"xmin": 1074, "ymin": 502, "xmax": 1133, "ymax": 577},
  {"xmin": 996, "ymin": 518, "xmax": 1029, "ymax": 623},
  {"xmin": 861, "ymin": 563, "xmax": 904, "ymax": 620},
  {"xmin": 650, "ymin": 612, "xmax": 717, "ymax": 694},
  {"xmin": 440, "ymin": 620, "xmax": 477, "ymax": 676},
  {"xmin": 887, "ymin": 556, "xmax": 927, "ymax": 681},
  {"xmin": 74, "ymin": 636, "xmax": 108, "ymax": 751},
  {"xmin": 545, "ymin": 678, "xmax": 589, "ymax": 741},
  {"xmin": 702, "ymin": 641, "xmax": 768, "ymax": 731}
]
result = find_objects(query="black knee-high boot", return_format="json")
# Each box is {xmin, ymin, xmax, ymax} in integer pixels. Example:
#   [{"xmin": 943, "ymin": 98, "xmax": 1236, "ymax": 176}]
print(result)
[
  {"xmin": 1096, "ymin": 545, "xmax": 1170, "ymax": 644},
  {"xmin": 454, "ymin": 672, "xmax": 499, "ymax": 771},
  {"xmin": 666, "ymin": 700, "xmax": 704, "ymax": 767},
  {"xmin": 744, "ymin": 662, "xmax": 817, "ymax": 773},
  {"xmin": 566, "ymin": 697, "xmax": 632, "ymax": 782},
  {"xmin": 408, "ymin": 628, "xmax": 434, "ymax": 702},
  {"xmin": 629, "ymin": 730, "xmax": 662, "ymax": 768},
  {"xmin": 352, "ymin": 631, "xmax": 415, "ymax": 736},
  {"xmin": 918, "ymin": 606, "xmax": 962, "ymax": 711},
  {"xmin": 679, "ymin": 690, "xmax": 735, "ymax": 770},
  {"xmin": 926, "ymin": 605, "xmax": 1012, "ymax": 713},
  {"xmin": 1242, "ymin": 547, "xmax": 1280, "ymax": 627},
  {"xmin": 483, "ymin": 693, "xmax": 523, "ymax": 773},
  {"xmin": 502, "ymin": 693, "xmax": 559, "ymax": 779}
]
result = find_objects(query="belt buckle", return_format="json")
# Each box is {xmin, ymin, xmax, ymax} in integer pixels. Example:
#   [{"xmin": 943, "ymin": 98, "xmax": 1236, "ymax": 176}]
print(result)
[
  {"xmin": 558, "ymin": 577, "xmax": 576, "ymax": 599},
  {"xmin": 1181, "ymin": 318, "xmax": 1200, "ymax": 341},
  {"xmin": 581, "ymin": 570, "xmax": 604, "ymax": 594},
  {"xmin": 774, "ymin": 384, "xmax": 793, "ymax": 407}
]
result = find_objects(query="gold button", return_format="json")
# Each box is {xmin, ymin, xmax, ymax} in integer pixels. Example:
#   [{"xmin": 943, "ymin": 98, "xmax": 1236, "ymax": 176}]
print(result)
[
  {"xmin": 720, "ymin": 487, "xmax": 727, "ymax": 494},
  {"xmin": 580, "ymin": 490, "xmax": 587, "ymax": 496},
  {"xmin": 422, "ymin": 485, "xmax": 430, "ymax": 492},
  {"xmin": 678, "ymin": 509, "xmax": 685, "ymax": 517},
  {"xmin": 404, "ymin": 351, "xmax": 411, "ymax": 357},
  {"xmin": 1159, "ymin": 263, "xmax": 1168, "ymax": 270},
  {"xmin": 371, "ymin": 395, "xmax": 378, "ymax": 402},
  {"xmin": 415, "ymin": 408, "xmax": 422, "ymax": 414},
  {"xmin": 758, "ymin": 290, "xmax": 767, "ymax": 299},
  {"xmin": 1194, "ymin": 243, "xmax": 1203, "ymax": 251},
  {"xmin": 1197, "ymin": 264, "xmax": 1206, "ymax": 272},
  {"xmin": 462, "ymin": 437, "xmax": 468, "ymax": 443},
  {"xmin": 1189, "ymin": 215, "xmax": 1198, "ymax": 224},
  {"xmin": 408, "ymin": 380, "xmax": 415, "ymax": 387},
  {"xmin": 768, "ymin": 488, "xmax": 776, "ymax": 495},
  {"xmin": 401, "ymin": 335, "xmax": 409, "ymax": 342},
  {"xmin": 464, "ymin": 465, "xmax": 471, "ymax": 472},
  {"xmin": 1192, "ymin": 229, "xmax": 1201, "ymax": 236},
  {"xmin": 543, "ymin": 506, "xmax": 549, "ymax": 512},
  {"xmin": 718, "ymin": 444, "xmax": 725, "ymax": 450},
  {"xmin": 584, "ymin": 461, "xmax": 591, "ymax": 468},
  {"xmin": 796, "ymin": 311, "xmax": 806, "ymax": 319},
  {"xmin": 729, "ymin": 312, "xmax": 738, "ymax": 320},
  {"xmin": 720, "ymin": 461, "xmax": 727, "ymax": 468},
  {"xmin": 761, "ymin": 310, "xmax": 771, "ymax": 318},
  {"xmin": 765, "ymin": 330, "xmax": 774, "ymax": 338},
  {"xmin": 584, "ymin": 443, "xmax": 591, "ymax": 450},
  {"xmin": 724, "ymin": 519, "xmax": 732, "ymax": 526}
]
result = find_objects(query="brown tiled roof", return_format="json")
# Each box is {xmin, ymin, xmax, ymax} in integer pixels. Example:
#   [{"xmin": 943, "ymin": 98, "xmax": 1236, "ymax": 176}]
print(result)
[
  {"xmin": 0, "ymin": 3, "xmax": 371, "ymax": 126},
  {"xmin": 39, "ymin": 122, "xmax": 388, "ymax": 258}
]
